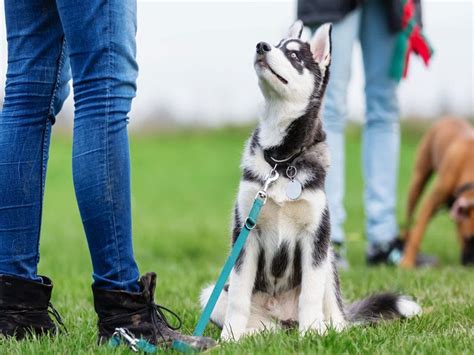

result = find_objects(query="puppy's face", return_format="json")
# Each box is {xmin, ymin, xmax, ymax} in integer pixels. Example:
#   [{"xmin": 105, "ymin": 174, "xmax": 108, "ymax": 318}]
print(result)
[
  {"xmin": 451, "ymin": 196, "xmax": 474, "ymax": 265},
  {"xmin": 254, "ymin": 21, "xmax": 332, "ymax": 104}
]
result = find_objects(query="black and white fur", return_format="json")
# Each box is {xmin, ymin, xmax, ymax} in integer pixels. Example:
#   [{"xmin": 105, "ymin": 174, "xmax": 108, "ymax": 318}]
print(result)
[{"xmin": 200, "ymin": 21, "xmax": 421, "ymax": 341}]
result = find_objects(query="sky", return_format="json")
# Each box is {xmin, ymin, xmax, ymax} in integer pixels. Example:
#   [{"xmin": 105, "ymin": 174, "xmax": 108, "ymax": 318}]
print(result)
[{"xmin": 0, "ymin": 1, "xmax": 473, "ymax": 129}]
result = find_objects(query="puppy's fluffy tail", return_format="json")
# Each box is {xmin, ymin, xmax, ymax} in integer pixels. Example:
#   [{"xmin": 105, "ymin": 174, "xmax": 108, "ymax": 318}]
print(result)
[
  {"xmin": 345, "ymin": 293, "xmax": 422, "ymax": 324},
  {"xmin": 200, "ymin": 286, "xmax": 422, "ymax": 328}
]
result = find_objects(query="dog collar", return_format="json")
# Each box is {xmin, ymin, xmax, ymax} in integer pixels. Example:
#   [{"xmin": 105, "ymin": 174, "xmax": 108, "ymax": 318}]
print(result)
[
  {"xmin": 454, "ymin": 182, "xmax": 474, "ymax": 198},
  {"xmin": 262, "ymin": 147, "xmax": 305, "ymax": 200},
  {"xmin": 263, "ymin": 147, "xmax": 304, "ymax": 168},
  {"xmin": 446, "ymin": 181, "xmax": 474, "ymax": 208}
]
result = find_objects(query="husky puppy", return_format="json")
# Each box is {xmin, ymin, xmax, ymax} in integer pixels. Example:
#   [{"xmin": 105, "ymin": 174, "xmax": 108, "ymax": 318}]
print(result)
[{"xmin": 200, "ymin": 21, "xmax": 422, "ymax": 341}]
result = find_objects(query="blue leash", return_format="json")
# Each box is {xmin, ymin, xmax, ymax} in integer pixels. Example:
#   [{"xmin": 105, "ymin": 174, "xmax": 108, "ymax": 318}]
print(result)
[
  {"xmin": 173, "ymin": 167, "xmax": 279, "ymax": 353},
  {"xmin": 110, "ymin": 167, "xmax": 279, "ymax": 353}
]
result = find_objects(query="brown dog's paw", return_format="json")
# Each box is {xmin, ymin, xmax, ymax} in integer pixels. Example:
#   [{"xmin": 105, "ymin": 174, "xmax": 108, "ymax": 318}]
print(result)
[{"xmin": 400, "ymin": 257, "xmax": 416, "ymax": 269}]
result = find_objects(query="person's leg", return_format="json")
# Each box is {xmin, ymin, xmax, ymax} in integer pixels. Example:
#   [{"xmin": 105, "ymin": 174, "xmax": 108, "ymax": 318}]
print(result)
[
  {"xmin": 320, "ymin": 9, "xmax": 361, "ymax": 261},
  {"xmin": 0, "ymin": 0, "xmax": 70, "ymax": 280},
  {"xmin": 0, "ymin": 0, "xmax": 71, "ymax": 339},
  {"xmin": 360, "ymin": 0, "xmax": 400, "ymax": 253},
  {"xmin": 55, "ymin": 0, "xmax": 140, "ymax": 292}
]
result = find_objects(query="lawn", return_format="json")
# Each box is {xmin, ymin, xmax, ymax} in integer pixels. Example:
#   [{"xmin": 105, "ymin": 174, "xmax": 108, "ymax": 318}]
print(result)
[{"xmin": 2, "ymin": 124, "xmax": 473, "ymax": 354}]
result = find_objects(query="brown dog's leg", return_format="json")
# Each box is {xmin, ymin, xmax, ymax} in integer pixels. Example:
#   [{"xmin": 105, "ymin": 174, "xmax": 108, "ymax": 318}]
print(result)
[
  {"xmin": 402, "ymin": 152, "xmax": 462, "ymax": 268},
  {"xmin": 401, "ymin": 186, "xmax": 447, "ymax": 268},
  {"xmin": 402, "ymin": 136, "xmax": 465, "ymax": 268},
  {"xmin": 404, "ymin": 134, "xmax": 434, "ymax": 234}
]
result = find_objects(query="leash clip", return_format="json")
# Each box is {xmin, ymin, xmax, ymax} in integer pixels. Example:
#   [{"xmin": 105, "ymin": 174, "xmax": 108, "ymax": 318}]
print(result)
[
  {"xmin": 112, "ymin": 327, "xmax": 140, "ymax": 352},
  {"xmin": 257, "ymin": 165, "xmax": 280, "ymax": 202}
]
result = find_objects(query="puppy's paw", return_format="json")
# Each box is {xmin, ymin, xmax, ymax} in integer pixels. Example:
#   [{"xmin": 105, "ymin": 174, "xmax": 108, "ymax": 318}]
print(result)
[
  {"xmin": 299, "ymin": 320, "xmax": 327, "ymax": 337},
  {"xmin": 220, "ymin": 328, "xmax": 234, "ymax": 342},
  {"xmin": 331, "ymin": 320, "xmax": 347, "ymax": 333},
  {"xmin": 220, "ymin": 326, "xmax": 244, "ymax": 342}
]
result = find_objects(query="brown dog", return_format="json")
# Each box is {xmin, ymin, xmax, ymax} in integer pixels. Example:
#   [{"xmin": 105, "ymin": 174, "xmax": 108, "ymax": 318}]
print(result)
[{"xmin": 401, "ymin": 117, "xmax": 474, "ymax": 268}]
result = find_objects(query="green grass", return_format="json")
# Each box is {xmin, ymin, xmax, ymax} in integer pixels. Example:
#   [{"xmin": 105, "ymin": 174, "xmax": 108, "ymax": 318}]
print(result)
[{"xmin": 2, "ymin": 125, "xmax": 473, "ymax": 354}]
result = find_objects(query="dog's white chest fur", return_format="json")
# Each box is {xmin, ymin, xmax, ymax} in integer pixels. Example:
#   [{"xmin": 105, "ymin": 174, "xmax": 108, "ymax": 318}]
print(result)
[
  {"xmin": 238, "ymin": 179, "xmax": 325, "ymax": 232},
  {"xmin": 238, "ymin": 180, "xmax": 326, "ymax": 295}
]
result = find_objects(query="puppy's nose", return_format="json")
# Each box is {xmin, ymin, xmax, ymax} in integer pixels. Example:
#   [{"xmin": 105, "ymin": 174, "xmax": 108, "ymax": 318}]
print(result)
[{"xmin": 256, "ymin": 42, "xmax": 271, "ymax": 55}]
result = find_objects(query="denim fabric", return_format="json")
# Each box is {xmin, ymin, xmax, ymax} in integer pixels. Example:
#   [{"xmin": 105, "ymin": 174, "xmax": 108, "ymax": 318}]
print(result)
[
  {"xmin": 322, "ymin": 0, "xmax": 400, "ymax": 247},
  {"xmin": 0, "ymin": 0, "xmax": 140, "ymax": 292}
]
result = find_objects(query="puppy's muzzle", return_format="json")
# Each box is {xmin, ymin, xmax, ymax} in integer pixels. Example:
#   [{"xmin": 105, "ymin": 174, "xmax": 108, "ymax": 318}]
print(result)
[{"xmin": 256, "ymin": 42, "xmax": 271, "ymax": 55}]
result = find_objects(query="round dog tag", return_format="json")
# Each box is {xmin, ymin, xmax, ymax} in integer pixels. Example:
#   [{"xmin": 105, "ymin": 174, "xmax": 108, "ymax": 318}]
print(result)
[{"xmin": 286, "ymin": 179, "xmax": 302, "ymax": 200}]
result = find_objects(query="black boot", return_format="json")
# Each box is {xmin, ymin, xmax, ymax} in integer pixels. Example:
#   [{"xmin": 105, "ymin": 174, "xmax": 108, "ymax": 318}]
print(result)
[
  {"xmin": 366, "ymin": 238, "xmax": 438, "ymax": 267},
  {"xmin": 0, "ymin": 274, "xmax": 65, "ymax": 339},
  {"xmin": 92, "ymin": 272, "xmax": 216, "ymax": 351}
]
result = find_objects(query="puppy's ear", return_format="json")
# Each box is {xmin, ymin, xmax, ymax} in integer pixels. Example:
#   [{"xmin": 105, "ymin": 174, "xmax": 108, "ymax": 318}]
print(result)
[
  {"xmin": 287, "ymin": 20, "xmax": 304, "ymax": 39},
  {"xmin": 310, "ymin": 23, "xmax": 332, "ymax": 67}
]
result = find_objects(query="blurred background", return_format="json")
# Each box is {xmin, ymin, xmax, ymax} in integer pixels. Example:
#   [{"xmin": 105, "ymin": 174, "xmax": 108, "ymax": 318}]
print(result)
[{"xmin": 1, "ymin": 0, "xmax": 473, "ymax": 130}]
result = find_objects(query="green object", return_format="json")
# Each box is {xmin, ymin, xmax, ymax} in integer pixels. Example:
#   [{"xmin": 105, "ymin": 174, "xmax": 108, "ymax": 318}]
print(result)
[
  {"xmin": 390, "ymin": 21, "xmax": 413, "ymax": 80},
  {"xmin": 389, "ymin": 0, "xmax": 433, "ymax": 81}
]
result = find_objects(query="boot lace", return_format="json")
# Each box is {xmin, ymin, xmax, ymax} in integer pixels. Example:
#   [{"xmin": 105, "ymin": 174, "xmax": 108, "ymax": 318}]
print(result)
[
  {"xmin": 149, "ymin": 301, "xmax": 183, "ymax": 343},
  {"xmin": 98, "ymin": 298, "xmax": 184, "ymax": 345},
  {"xmin": 48, "ymin": 302, "xmax": 68, "ymax": 334},
  {"xmin": 0, "ymin": 302, "xmax": 67, "ymax": 335}
]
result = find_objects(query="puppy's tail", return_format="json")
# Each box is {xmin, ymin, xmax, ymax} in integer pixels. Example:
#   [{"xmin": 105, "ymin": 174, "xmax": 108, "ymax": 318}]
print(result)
[{"xmin": 345, "ymin": 293, "xmax": 422, "ymax": 324}]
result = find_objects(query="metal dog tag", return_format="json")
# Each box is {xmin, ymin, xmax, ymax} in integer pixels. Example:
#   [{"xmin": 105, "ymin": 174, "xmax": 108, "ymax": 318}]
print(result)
[{"xmin": 286, "ymin": 179, "xmax": 302, "ymax": 200}]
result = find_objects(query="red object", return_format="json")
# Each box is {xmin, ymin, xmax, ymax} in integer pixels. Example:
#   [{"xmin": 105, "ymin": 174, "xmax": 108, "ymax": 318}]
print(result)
[
  {"xmin": 403, "ymin": 25, "xmax": 432, "ymax": 78},
  {"xmin": 402, "ymin": 0, "xmax": 415, "ymax": 27},
  {"xmin": 400, "ymin": 0, "xmax": 433, "ymax": 78}
]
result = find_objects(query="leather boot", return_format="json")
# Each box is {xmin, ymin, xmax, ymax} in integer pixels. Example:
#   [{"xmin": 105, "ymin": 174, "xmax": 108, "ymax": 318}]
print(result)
[
  {"xmin": 92, "ymin": 272, "xmax": 216, "ymax": 351},
  {"xmin": 0, "ymin": 274, "xmax": 65, "ymax": 339}
]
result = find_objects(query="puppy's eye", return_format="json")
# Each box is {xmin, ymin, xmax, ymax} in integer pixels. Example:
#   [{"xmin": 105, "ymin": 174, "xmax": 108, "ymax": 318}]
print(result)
[{"xmin": 290, "ymin": 52, "xmax": 298, "ymax": 59}]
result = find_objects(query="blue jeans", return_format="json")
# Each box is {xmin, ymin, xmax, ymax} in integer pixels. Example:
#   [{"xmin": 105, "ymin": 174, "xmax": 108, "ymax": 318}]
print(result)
[
  {"xmin": 322, "ymin": 0, "xmax": 400, "ymax": 247},
  {"xmin": 0, "ymin": 0, "xmax": 140, "ymax": 292}
]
